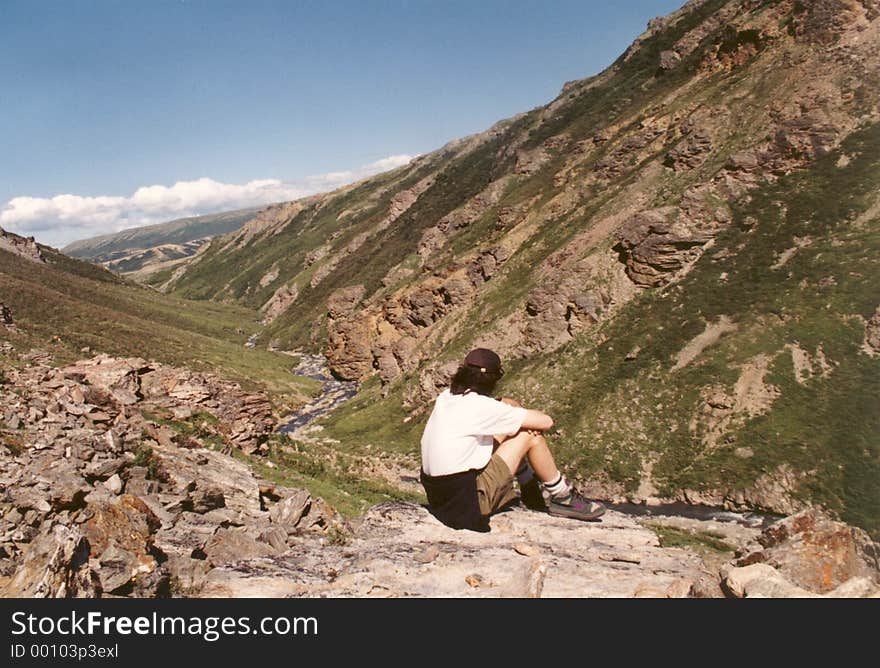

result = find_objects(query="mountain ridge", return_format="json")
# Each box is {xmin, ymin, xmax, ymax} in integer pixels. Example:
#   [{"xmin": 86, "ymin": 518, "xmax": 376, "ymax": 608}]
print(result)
[{"xmin": 61, "ymin": 206, "xmax": 265, "ymax": 279}]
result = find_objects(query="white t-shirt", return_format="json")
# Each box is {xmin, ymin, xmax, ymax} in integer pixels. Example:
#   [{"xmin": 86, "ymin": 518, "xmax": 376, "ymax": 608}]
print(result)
[{"xmin": 420, "ymin": 389, "xmax": 528, "ymax": 476}]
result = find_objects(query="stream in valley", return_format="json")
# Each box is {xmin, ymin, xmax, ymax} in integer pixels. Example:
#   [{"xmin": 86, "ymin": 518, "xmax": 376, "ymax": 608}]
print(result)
[{"xmin": 278, "ymin": 353, "xmax": 358, "ymax": 436}]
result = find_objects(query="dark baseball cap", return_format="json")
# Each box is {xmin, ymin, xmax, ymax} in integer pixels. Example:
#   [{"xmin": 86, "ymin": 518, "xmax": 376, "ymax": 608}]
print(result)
[{"xmin": 463, "ymin": 348, "xmax": 503, "ymax": 374}]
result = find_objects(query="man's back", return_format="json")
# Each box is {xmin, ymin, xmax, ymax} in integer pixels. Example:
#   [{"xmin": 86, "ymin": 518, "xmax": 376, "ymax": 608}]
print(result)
[{"xmin": 420, "ymin": 389, "xmax": 527, "ymax": 476}]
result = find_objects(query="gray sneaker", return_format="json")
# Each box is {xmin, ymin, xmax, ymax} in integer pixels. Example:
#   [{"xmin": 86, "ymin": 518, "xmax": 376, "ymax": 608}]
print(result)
[{"xmin": 546, "ymin": 490, "xmax": 606, "ymax": 521}]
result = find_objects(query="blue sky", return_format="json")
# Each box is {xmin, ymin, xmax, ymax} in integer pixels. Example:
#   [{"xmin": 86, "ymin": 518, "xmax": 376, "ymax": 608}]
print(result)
[{"xmin": 0, "ymin": 0, "xmax": 684, "ymax": 246}]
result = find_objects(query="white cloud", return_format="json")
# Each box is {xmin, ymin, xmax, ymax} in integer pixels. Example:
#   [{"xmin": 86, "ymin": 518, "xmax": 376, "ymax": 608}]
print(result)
[{"xmin": 0, "ymin": 154, "xmax": 415, "ymax": 247}]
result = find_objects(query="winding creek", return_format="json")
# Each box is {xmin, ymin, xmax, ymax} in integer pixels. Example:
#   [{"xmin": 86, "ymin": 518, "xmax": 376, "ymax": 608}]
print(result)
[{"xmin": 278, "ymin": 353, "xmax": 358, "ymax": 436}]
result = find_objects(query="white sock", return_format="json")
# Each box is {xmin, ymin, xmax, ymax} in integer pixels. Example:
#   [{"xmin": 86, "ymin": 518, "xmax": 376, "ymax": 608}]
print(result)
[{"xmin": 542, "ymin": 473, "xmax": 572, "ymax": 500}]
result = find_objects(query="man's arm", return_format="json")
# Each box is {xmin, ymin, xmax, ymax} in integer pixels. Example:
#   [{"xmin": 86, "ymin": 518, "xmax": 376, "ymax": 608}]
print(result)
[
  {"xmin": 499, "ymin": 397, "xmax": 553, "ymax": 432},
  {"xmin": 521, "ymin": 409, "xmax": 553, "ymax": 432}
]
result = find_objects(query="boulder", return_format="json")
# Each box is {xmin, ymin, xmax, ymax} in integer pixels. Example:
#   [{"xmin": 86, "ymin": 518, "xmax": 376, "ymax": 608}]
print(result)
[
  {"xmin": 94, "ymin": 543, "xmax": 141, "ymax": 593},
  {"xmin": 722, "ymin": 563, "xmax": 818, "ymax": 598},
  {"xmin": 81, "ymin": 495, "xmax": 161, "ymax": 579},
  {"xmin": 62, "ymin": 355, "xmax": 151, "ymax": 406},
  {"xmin": 664, "ymin": 131, "xmax": 713, "ymax": 170},
  {"xmin": 326, "ymin": 285, "xmax": 366, "ymax": 319},
  {"xmin": 269, "ymin": 490, "xmax": 311, "ymax": 527},
  {"xmin": 0, "ymin": 302, "xmax": 13, "ymax": 325},
  {"xmin": 188, "ymin": 485, "xmax": 226, "ymax": 513},
  {"xmin": 104, "ymin": 474, "xmax": 124, "ymax": 495},
  {"xmin": 204, "ymin": 527, "xmax": 274, "ymax": 566},
  {"xmin": 41, "ymin": 461, "xmax": 90, "ymax": 511},
  {"xmin": 736, "ymin": 508, "xmax": 880, "ymax": 593},
  {"xmin": 1, "ymin": 524, "xmax": 98, "ymax": 598},
  {"xmin": 0, "ymin": 228, "xmax": 45, "ymax": 263},
  {"xmin": 659, "ymin": 49, "xmax": 681, "ymax": 70},
  {"xmin": 865, "ymin": 305, "xmax": 880, "ymax": 354},
  {"xmin": 83, "ymin": 457, "xmax": 125, "ymax": 481}
]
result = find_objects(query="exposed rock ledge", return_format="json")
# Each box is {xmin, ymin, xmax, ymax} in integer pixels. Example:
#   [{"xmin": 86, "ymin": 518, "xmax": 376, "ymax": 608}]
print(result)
[
  {"xmin": 197, "ymin": 503, "xmax": 880, "ymax": 598},
  {"xmin": 200, "ymin": 504, "xmax": 707, "ymax": 598}
]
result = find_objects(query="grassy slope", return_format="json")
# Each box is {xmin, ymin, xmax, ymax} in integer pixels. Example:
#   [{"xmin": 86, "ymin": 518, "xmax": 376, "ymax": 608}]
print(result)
[
  {"xmin": 505, "ymin": 124, "xmax": 880, "ymax": 536},
  {"xmin": 0, "ymin": 247, "xmax": 319, "ymax": 403},
  {"xmin": 173, "ymin": 140, "xmax": 522, "ymax": 352},
  {"xmin": 316, "ymin": 0, "xmax": 745, "ymax": 450}
]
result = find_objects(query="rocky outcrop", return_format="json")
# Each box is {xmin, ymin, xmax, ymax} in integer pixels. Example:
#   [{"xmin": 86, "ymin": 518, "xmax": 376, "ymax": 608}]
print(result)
[
  {"xmin": 189, "ymin": 501, "xmax": 880, "ymax": 598},
  {"xmin": 664, "ymin": 130, "xmax": 713, "ymax": 170},
  {"xmin": 720, "ymin": 508, "xmax": 880, "ymax": 598},
  {"xmin": 593, "ymin": 124, "xmax": 668, "ymax": 180},
  {"xmin": 614, "ymin": 208, "xmax": 714, "ymax": 287},
  {"xmin": 789, "ymin": 0, "xmax": 879, "ymax": 46},
  {"xmin": 261, "ymin": 284, "xmax": 300, "ymax": 325},
  {"xmin": 0, "ymin": 227, "xmax": 44, "ymax": 264},
  {"xmin": 864, "ymin": 306, "xmax": 880, "ymax": 356},
  {"xmin": 326, "ymin": 286, "xmax": 373, "ymax": 380},
  {"xmin": 721, "ymin": 563, "xmax": 878, "ymax": 597},
  {"xmin": 521, "ymin": 276, "xmax": 611, "ymax": 354},
  {"xmin": 220, "ymin": 201, "xmax": 309, "ymax": 252},
  {"xmin": 0, "ymin": 352, "xmax": 274, "ymax": 466},
  {"xmin": 325, "ymin": 244, "xmax": 517, "ymax": 383},
  {"xmin": 49, "ymin": 354, "xmax": 275, "ymax": 454},
  {"xmin": 733, "ymin": 508, "xmax": 880, "ymax": 593},
  {"xmin": 659, "ymin": 49, "xmax": 682, "ymax": 70}
]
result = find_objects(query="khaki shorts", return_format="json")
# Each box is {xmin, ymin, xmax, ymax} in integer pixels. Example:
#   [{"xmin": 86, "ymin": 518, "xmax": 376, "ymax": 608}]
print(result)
[{"xmin": 475, "ymin": 453, "xmax": 518, "ymax": 516}]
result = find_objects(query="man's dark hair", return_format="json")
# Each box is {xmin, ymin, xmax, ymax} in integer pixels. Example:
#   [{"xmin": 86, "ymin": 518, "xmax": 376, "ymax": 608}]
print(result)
[{"xmin": 449, "ymin": 364, "xmax": 502, "ymax": 396}]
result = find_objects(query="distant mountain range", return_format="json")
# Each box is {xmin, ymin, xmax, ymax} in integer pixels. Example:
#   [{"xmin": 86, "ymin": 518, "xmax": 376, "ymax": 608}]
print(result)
[{"xmin": 62, "ymin": 206, "xmax": 264, "ymax": 277}]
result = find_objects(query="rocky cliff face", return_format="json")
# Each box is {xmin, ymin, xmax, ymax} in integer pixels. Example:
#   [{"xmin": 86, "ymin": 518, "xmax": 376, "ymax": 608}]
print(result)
[{"xmin": 167, "ymin": 0, "xmax": 880, "ymax": 536}]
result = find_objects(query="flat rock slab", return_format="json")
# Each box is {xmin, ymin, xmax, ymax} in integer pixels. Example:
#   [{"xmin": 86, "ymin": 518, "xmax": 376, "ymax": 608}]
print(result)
[{"xmin": 197, "ymin": 503, "xmax": 704, "ymax": 598}]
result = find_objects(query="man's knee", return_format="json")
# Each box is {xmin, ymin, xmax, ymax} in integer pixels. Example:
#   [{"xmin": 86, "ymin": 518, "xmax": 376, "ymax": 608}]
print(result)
[{"xmin": 526, "ymin": 432, "xmax": 547, "ymax": 449}]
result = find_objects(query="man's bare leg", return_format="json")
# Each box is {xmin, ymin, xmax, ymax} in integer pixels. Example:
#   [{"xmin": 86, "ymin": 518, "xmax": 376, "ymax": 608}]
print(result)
[
  {"xmin": 494, "ymin": 430, "xmax": 560, "ymax": 482},
  {"xmin": 493, "ymin": 430, "xmax": 606, "ymax": 520}
]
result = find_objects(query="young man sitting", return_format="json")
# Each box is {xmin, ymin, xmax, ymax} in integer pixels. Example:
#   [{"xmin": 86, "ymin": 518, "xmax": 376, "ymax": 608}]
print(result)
[{"xmin": 420, "ymin": 348, "xmax": 606, "ymax": 532}]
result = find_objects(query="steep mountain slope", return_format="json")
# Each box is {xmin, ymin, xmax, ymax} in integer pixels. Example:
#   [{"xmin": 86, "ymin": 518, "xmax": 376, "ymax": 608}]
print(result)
[
  {"xmin": 169, "ymin": 0, "xmax": 880, "ymax": 536},
  {"xmin": 63, "ymin": 206, "xmax": 263, "ymax": 279}
]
